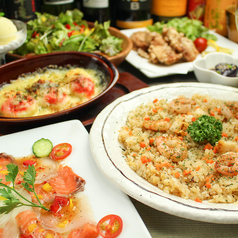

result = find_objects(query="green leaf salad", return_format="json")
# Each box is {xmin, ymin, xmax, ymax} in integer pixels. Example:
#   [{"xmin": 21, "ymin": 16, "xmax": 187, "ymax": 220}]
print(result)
[
  {"xmin": 147, "ymin": 17, "xmax": 217, "ymax": 41},
  {"xmin": 13, "ymin": 9, "xmax": 123, "ymax": 57}
]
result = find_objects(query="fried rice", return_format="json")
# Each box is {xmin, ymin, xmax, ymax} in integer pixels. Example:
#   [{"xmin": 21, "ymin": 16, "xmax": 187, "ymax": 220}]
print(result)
[{"xmin": 118, "ymin": 94, "xmax": 238, "ymax": 203}]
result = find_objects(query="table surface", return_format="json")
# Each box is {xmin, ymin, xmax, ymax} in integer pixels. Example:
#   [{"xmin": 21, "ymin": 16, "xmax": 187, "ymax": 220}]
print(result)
[
  {"xmin": 2, "ymin": 58, "xmax": 238, "ymax": 237},
  {"xmin": 117, "ymin": 60, "xmax": 238, "ymax": 238}
]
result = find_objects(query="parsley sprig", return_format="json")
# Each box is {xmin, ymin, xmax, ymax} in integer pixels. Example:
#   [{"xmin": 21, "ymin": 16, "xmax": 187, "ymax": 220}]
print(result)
[
  {"xmin": 187, "ymin": 115, "xmax": 223, "ymax": 145},
  {"xmin": 0, "ymin": 164, "xmax": 50, "ymax": 214}
]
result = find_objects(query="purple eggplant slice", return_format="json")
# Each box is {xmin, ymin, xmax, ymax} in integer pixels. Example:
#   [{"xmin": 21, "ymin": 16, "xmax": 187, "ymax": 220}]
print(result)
[{"xmin": 214, "ymin": 63, "xmax": 238, "ymax": 77}]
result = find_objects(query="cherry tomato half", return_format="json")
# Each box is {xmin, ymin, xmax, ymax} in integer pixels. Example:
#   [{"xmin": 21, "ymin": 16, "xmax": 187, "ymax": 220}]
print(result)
[
  {"xmin": 50, "ymin": 143, "xmax": 72, "ymax": 160},
  {"xmin": 97, "ymin": 214, "xmax": 123, "ymax": 238},
  {"xmin": 194, "ymin": 37, "xmax": 207, "ymax": 53}
]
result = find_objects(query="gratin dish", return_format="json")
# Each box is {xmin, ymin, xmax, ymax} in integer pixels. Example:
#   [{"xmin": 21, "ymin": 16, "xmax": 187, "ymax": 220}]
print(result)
[
  {"xmin": 0, "ymin": 51, "xmax": 119, "ymax": 131},
  {"xmin": 193, "ymin": 52, "xmax": 238, "ymax": 87}
]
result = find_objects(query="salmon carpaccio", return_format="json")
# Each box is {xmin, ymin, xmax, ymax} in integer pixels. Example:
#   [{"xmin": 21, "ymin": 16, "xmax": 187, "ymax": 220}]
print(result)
[{"xmin": 0, "ymin": 152, "xmax": 99, "ymax": 238}]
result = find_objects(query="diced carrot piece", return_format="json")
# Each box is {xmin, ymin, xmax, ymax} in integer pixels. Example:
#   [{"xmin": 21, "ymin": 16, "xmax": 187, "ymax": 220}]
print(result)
[
  {"xmin": 206, "ymin": 159, "xmax": 214, "ymax": 164},
  {"xmin": 155, "ymin": 164, "xmax": 161, "ymax": 170},
  {"xmin": 196, "ymin": 166, "xmax": 200, "ymax": 171},
  {"xmin": 146, "ymin": 147, "xmax": 151, "ymax": 151},
  {"xmin": 183, "ymin": 170, "xmax": 192, "ymax": 176},
  {"xmin": 213, "ymin": 146, "xmax": 218, "ymax": 154},
  {"xmin": 174, "ymin": 171, "xmax": 180, "ymax": 178},
  {"xmin": 203, "ymin": 98, "xmax": 208, "ymax": 102},
  {"xmin": 192, "ymin": 117, "xmax": 196, "ymax": 122},
  {"xmin": 204, "ymin": 143, "xmax": 213, "ymax": 150},
  {"xmin": 222, "ymin": 133, "xmax": 227, "ymax": 137},
  {"xmin": 149, "ymin": 138, "xmax": 154, "ymax": 144},
  {"xmin": 144, "ymin": 117, "xmax": 150, "ymax": 121},
  {"xmin": 129, "ymin": 131, "xmax": 133, "ymax": 136},
  {"xmin": 210, "ymin": 111, "xmax": 215, "ymax": 116},
  {"xmin": 152, "ymin": 108, "xmax": 157, "ymax": 113},
  {"xmin": 195, "ymin": 198, "xmax": 202, "ymax": 203},
  {"xmin": 205, "ymin": 183, "xmax": 211, "ymax": 188},
  {"xmin": 153, "ymin": 98, "xmax": 158, "ymax": 103},
  {"xmin": 235, "ymin": 136, "xmax": 238, "ymax": 141},
  {"xmin": 141, "ymin": 156, "xmax": 148, "ymax": 164},
  {"xmin": 214, "ymin": 107, "xmax": 221, "ymax": 113},
  {"xmin": 140, "ymin": 142, "xmax": 146, "ymax": 148},
  {"xmin": 132, "ymin": 153, "xmax": 136, "ymax": 157},
  {"xmin": 164, "ymin": 117, "xmax": 170, "ymax": 122}
]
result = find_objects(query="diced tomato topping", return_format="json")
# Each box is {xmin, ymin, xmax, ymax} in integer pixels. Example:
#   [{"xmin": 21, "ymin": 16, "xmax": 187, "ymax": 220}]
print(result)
[
  {"xmin": 54, "ymin": 196, "xmax": 69, "ymax": 206},
  {"xmin": 23, "ymin": 160, "xmax": 36, "ymax": 167},
  {"xmin": 50, "ymin": 196, "xmax": 69, "ymax": 213},
  {"xmin": 65, "ymin": 24, "xmax": 71, "ymax": 29},
  {"xmin": 68, "ymin": 31, "xmax": 74, "ymax": 37}
]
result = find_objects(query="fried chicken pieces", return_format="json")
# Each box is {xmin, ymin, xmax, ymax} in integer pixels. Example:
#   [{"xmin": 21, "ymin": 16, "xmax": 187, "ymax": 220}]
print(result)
[{"xmin": 130, "ymin": 27, "xmax": 199, "ymax": 65}]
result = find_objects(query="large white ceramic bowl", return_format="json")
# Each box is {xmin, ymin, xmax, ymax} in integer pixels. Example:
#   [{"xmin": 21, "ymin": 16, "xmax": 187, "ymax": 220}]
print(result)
[{"xmin": 193, "ymin": 52, "xmax": 238, "ymax": 87}]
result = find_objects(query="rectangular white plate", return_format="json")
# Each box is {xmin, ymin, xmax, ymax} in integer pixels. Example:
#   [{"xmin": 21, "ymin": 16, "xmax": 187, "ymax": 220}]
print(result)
[
  {"xmin": 0, "ymin": 120, "xmax": 151, "ymax": 238},
  {"xmin": 121, "ymin": 27, "xmax": 238, "ymax": 78}
]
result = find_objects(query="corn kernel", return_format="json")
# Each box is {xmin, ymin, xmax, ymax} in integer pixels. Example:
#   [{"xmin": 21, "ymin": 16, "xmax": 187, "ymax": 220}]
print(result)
[
  {"xmin": 69, "ymin": 198, "xmax": 74, "ymax": 210},
  {"xmin": 46, "ymin": 234, "xmax": 54, "ymax": 238},
  {"xmin": 58, "ymin": 220, "xmax": 68, "ymax": 228},
  {"xmin": 42, "ymin": 183, "xmax": 52, "ymax": 192},
  {"xmin": 28, "ymin": 223, "xmax": 37, "ymax": 233},
  {"xmin": 0, "ymin": 170, "xmax": 8, "ymax": 175}
]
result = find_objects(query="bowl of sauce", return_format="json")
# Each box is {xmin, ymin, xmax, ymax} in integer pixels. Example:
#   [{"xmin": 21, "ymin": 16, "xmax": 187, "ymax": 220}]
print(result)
[{"xmin": 193, "ymin": 52, "xmax": 238, "ymax": 87}]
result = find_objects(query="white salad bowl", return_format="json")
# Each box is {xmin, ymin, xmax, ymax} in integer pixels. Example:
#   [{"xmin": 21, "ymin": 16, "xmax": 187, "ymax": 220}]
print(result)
[{"xmin": 193, "ymin": 52, "xmax": 238, "ymax": 87}]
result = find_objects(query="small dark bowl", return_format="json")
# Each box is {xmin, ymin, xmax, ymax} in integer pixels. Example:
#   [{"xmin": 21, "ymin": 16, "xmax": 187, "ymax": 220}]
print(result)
[{"xmin": 0, "ymin": 51, "xmax": 119, "ymax": 133}]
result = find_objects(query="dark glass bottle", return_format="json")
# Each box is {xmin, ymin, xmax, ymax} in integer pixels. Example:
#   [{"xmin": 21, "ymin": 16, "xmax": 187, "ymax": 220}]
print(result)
[
  {"xmin": 82, "ymin": 0, "xmax": 110, "ymax": 23},
  {"xmin": 5, "ymin": 0, "xmax": 41, "ymax": 22},
  {"xmin": 114, "ymin": 0, "xmax": 153, "ymax": 29},
  {"xmin": 43, "ymin": 0, "xmax": 75, "ymax": 15}
]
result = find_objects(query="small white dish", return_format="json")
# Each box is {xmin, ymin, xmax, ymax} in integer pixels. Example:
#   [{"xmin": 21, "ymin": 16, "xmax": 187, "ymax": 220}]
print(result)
[{"xmin": 193, "ymin": 52, "xmax": 238, "ymax": 86}]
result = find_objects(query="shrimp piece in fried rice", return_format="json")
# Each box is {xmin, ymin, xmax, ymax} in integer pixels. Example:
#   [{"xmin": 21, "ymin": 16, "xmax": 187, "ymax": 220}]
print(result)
[
  {"xmin": 169, "ymin": 97, "xmax": 196, "ymax": 114},
  {"xmin": 215, "ymin": 152, "xmax": 238, "ymax": 176},
  {"xmin": 156, "ymin": 135, "xmax": 188, "ymax": 162},
  {"xmin": 143, "ymin": 118, "xmax": 171, "ymax": 132}
]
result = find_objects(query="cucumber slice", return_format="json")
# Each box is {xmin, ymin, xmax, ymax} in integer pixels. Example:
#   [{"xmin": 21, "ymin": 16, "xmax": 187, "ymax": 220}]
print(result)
[{"xmin": 32, "ymin": 138, "xmax": 53, "ymax": 157}]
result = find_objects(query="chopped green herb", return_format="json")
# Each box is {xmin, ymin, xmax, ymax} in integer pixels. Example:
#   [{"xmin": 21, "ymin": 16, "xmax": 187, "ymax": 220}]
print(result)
[{"xmin": 187, "ymin": 115, "xmax": 222, "ymax": 145}]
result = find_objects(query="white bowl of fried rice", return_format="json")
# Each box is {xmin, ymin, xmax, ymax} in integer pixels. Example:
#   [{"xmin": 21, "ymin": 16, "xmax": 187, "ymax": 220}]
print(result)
[
  {"xmin": 193, "ymin": 52, "xmax": 238, "ymax": 87},
  {"xmin": 90, "ymin": 82, "xmax": 238, "ymax": 224}
]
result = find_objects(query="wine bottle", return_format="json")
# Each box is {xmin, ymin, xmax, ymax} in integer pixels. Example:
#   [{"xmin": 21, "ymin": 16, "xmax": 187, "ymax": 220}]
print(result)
[
  {"xmin": 5, "ymin": 0, "xmax": 41, "ymax": 22},
  {"xmin": 114, "ymin": 0, "xmax": 153, "ymax": 29},
  {"xmin": 151, "ymin": 0, "xmax": 188, "ymax": 22},
  {"xmin": 43, "ymin": 0, "xmax": 75, "ymax": 15},
  {"xmin": 82, "ymin": 0, "xmax": 110, "ymax": 23}
]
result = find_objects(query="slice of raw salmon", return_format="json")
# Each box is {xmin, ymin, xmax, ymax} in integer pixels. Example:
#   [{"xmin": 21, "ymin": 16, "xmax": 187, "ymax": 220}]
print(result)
[
  {"xmin": 67, "ymin": 223, "xmax": 99, "ymax": 238},
  {"xmin": 49, "ymin": 165, "xmax": 85, "ymax": 194}
]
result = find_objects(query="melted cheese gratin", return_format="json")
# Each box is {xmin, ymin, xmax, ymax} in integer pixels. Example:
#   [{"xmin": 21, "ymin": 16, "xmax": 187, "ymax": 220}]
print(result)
[{"xmin": 0, "ymin": 66, "xmax": 107, "ymax": 117}]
